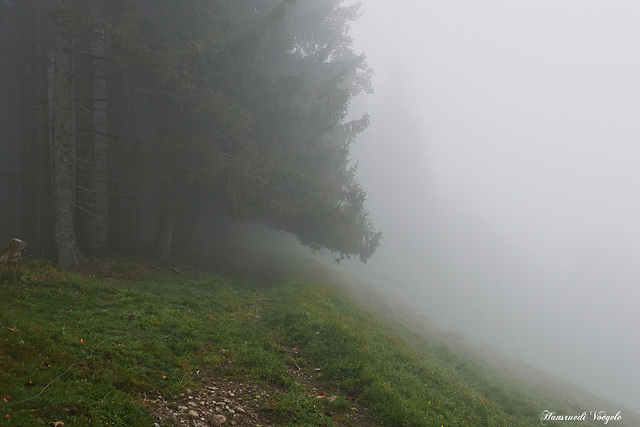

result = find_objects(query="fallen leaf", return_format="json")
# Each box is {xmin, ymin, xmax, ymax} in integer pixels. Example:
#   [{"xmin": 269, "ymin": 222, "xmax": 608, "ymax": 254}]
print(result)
[
  {"xmin": 4, "ymin": 413, "xmax": 10, "ymax": 419},
  {"xmin": 43, "ymin": 361, "xmax": 51, "ymax": 370},
  {"xmin": 24, "ymin": 380, "xmax": 35, "ymax": 387},
  {"xmin": 49, "ymin": 422, "xmax": 65, "ymax": 427},
  {"xmin": 2, "ymin": 395, "xmax": 10, "ymax": 402},
  {"xmin": 5, "ymin": 326, "xmax": 19, "ymax": 334}
]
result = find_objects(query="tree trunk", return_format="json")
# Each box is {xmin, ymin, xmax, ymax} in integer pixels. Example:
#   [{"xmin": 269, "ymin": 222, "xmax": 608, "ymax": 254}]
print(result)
[
  {"xmin": 19, "ymin": 0, "xmax": 54, "ymax": 258},
  {"xmin": 37, "ymin": 24, "xmax": 55, "ymax": 259},
  {"xmin": 18, "ymin": 0, "xmax": 39, "ymax": 253},
  {"xmin": 74, "ymin": 29, "xmax": 98, "ymax": 255},
  {"xmin": 0, "ymin": 2, "xmax": 22, "ymax": 245},
  {"xmin": 51, "ymin": 0, "xmax": 85, "ymax": 267},
  {"xmin": 156, "ymin": 179, "xmax": 178, "ymax": 262}
]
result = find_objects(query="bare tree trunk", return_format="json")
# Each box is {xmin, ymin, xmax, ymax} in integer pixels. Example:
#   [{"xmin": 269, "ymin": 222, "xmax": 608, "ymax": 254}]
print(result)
[
  {"xmin": 75, "ymin": 30, "xmax": 98, "ymax": 255},
  {"xmin": 156, "ymin": 178, "xmax": 178, "ymax": 262},
  {"xmin": 37, "ymin": 18, "xmax": 55, "ymax": 259},
  {"xmin": 18, "ymin": 0, "xmax": 40, "ymax": 253},
  {"xmin": 0, "ymin": 2, "xmax": 22, "ymax": 244},
  {"xmin": 19, "ymin": 0, "xmax": 53, "ymax": 258},
  {"xmin": 51, "ymin": 0, "xmax": 85, "ymax": 267}
]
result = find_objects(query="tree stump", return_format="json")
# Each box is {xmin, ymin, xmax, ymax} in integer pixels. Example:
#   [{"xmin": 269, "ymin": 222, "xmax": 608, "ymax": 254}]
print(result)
[{"xmin": 0, "ymin": 238, "xmax": 28, "ymax": 264}]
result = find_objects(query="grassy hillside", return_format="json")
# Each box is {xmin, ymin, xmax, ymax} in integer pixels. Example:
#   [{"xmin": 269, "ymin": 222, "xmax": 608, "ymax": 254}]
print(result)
[{"xmin": 0, "ymin": 257, "xmax": 636, "ymax": 426}]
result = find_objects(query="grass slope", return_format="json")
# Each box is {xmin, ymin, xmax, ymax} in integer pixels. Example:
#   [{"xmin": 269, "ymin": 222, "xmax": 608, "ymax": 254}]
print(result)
[{"xmin": 0, "ymin": 258, "xmax": 636, "ymax": 426}]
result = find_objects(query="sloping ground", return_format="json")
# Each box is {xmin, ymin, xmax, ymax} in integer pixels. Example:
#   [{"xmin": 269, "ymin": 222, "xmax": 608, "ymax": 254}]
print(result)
[{"xmin": 0, "ymin": 258, "xmax": 637, "ymax": 426}]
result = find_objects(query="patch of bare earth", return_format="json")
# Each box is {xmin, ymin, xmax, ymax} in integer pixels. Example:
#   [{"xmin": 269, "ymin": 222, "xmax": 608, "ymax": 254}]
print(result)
[
  {"xmin": 146, "ymin": 371, "xmax": 276, "ymax": 426},
  {"xmin": 146, "ymin": 350, "xmax": 376, "ymax": 427}
]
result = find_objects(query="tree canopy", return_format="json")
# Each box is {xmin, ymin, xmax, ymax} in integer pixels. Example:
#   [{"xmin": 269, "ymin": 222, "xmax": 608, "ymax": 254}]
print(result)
[{"xmin": 0, "ymin": 0, "xmax": 381, "ymax": 266}]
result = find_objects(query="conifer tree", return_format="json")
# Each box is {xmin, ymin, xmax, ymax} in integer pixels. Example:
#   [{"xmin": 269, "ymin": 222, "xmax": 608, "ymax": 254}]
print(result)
[{"xmin": 1, "ymin": 0, "xmax": 381, "ymax": 264}]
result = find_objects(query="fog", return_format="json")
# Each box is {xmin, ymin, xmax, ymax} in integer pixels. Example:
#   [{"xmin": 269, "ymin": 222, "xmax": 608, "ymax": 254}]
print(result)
[{"xmin": 342, "ymin": 0, "xmax": 640, "ymax": 415}]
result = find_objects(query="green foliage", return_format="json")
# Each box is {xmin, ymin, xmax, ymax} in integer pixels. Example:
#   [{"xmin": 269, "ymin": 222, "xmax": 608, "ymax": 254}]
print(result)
[
  {"xmin": 106, "ymin": 0, "xmax": 244, "ymax": 185},
  {"xmin": 4, "ymin": 0, "xmax": 379, "ymax": 263},
  {"xmin": 105, "ymin": 0, "xmax": 380, "ymax": 261},
  {"xmin": 222, "ymin": 0, "xmax": 380, "ymax": 260}
]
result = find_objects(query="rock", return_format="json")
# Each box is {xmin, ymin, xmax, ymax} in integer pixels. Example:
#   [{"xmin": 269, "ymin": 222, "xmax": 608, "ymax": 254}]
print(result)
[
  {"xmin": 188, "ymin": 409, "xmax": 199, "ymax": 418},
  {"xmin": 0, "ymin": 238, "xmax": 27, "ymax": 264},
  {"xmin": 328, "ymin": 395, "xmax": 338, "ymax": 403},
  {"xmin": 178, "ymin": 405, "xmax": 188, "ymax": 411},
  {"xmin": 210, "ymin": 414, "xmax": 227, "ymax": 426}
]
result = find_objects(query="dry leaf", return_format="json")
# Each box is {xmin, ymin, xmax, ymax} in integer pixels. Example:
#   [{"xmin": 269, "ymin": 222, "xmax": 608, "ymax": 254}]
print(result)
[
  {"xmin": 4, "ymin": 413, "xmax": 11, "ymax": 419},
  {"xmin": 2, "ymin": 395, "xmax": 11, "ymax": 402},
  {"xmin": 49, "ymin": 422, "xmax": 65, "ymax": 427},
  {"xmin": 5, "ymin": 326, "xmax": 20, "ymax": 334}
]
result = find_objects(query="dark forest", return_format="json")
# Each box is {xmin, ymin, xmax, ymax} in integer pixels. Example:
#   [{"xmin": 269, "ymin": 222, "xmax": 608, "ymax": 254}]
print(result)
[{"xmin": 0, "ymin": 0, "xmax": 380, "ymax": 267}]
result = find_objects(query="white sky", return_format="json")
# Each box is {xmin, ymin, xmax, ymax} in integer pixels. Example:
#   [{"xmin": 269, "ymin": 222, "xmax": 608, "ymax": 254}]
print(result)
[{"xmin": 348, "ymin": 0, "xmax": 640, "ymax": 415}]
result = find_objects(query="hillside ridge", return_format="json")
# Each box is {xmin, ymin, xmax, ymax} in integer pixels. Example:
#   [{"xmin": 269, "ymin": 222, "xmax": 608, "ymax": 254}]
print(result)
[{"xmin": 0, "ymin": 257, "xmax": 637, "ymax": 426}]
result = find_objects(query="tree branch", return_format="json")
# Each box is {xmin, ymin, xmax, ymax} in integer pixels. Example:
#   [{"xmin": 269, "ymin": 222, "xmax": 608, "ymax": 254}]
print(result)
[{"xmin": 73, "ymin": 203, "xmax": 119, "ymax": 223}]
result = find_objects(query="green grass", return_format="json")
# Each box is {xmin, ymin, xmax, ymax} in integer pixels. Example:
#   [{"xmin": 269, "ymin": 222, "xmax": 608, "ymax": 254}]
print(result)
[
  {"xmin": 264, "ymin": 281, "xmax": 524, "ymax": 426},
  {"xmin": 0, "ymin": 259, "xmax": 636, "ymax": 426}
]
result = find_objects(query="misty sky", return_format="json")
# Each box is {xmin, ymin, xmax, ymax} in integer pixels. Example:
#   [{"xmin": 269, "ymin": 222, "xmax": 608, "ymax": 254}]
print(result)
[{"xmin": 346, "ymin": 0, "xmax": 640, "ymax": 414}]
